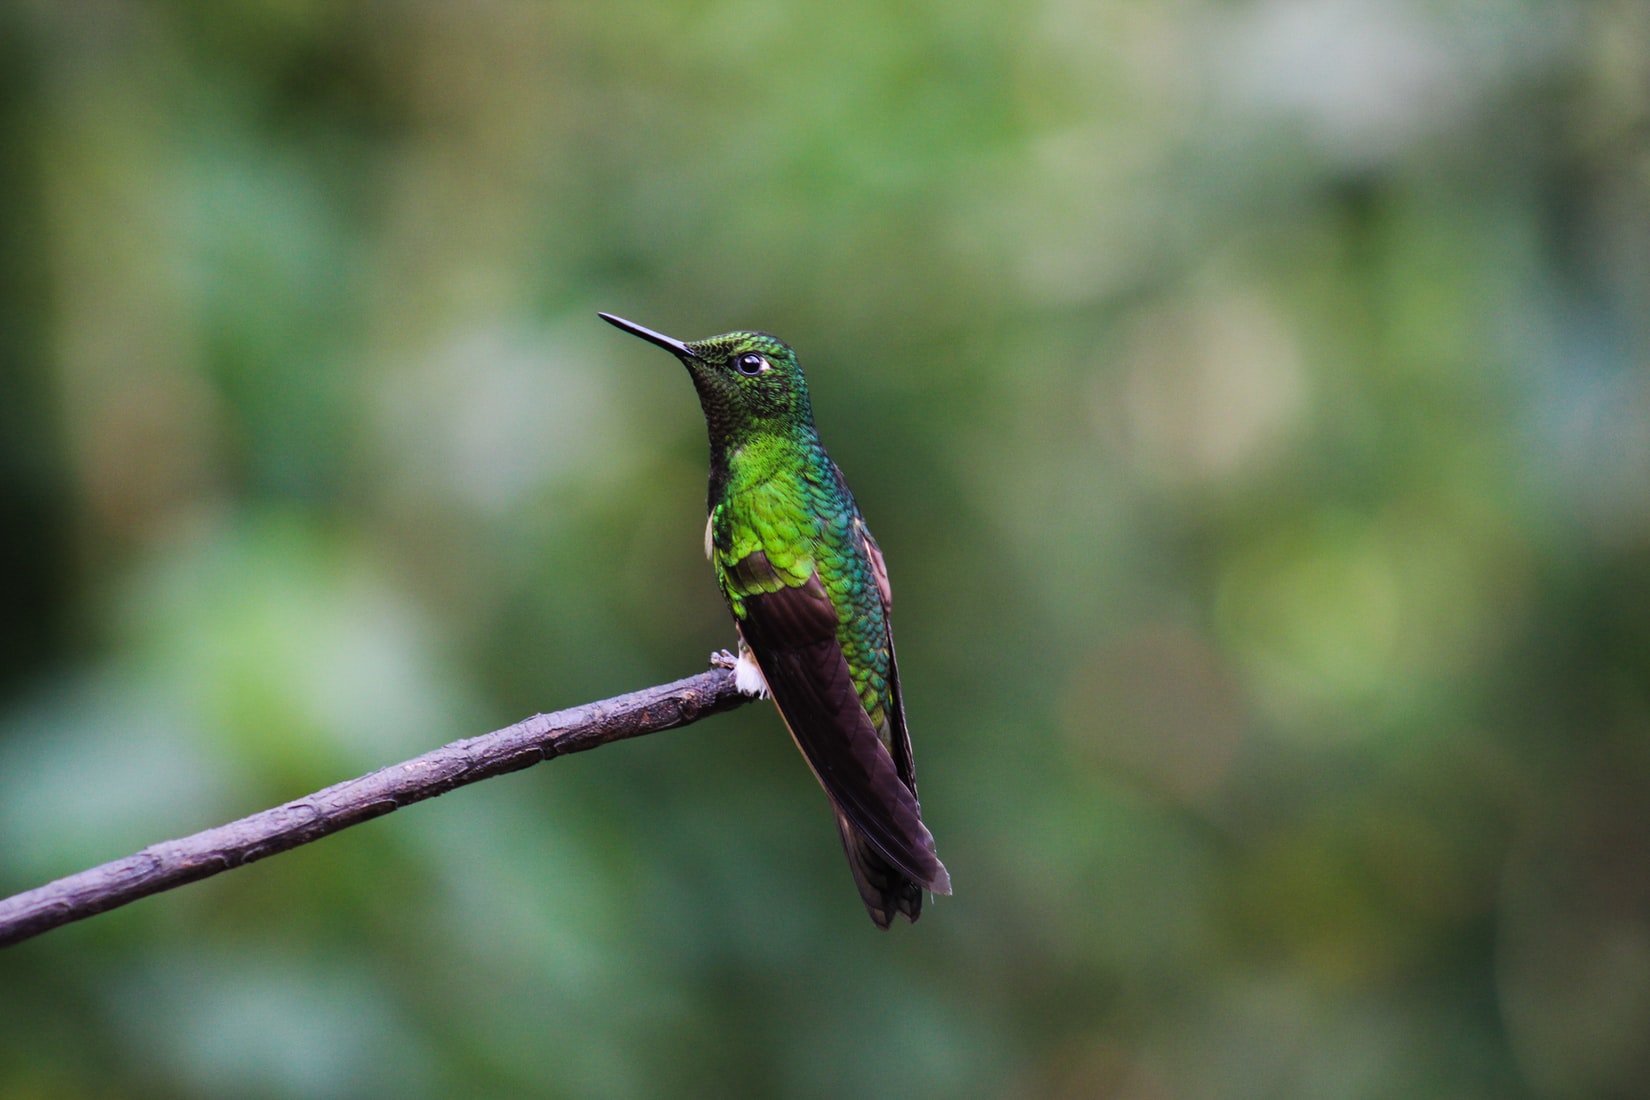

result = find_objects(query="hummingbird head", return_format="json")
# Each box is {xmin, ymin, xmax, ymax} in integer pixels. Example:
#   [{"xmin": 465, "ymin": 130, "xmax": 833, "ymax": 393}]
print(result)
[{"xmin": 599, "ymin": 313, "xmax": 816, "ymax": 443}]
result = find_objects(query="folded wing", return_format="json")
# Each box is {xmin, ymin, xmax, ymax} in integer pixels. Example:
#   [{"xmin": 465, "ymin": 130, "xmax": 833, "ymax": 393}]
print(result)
[{"xmin": 731, "ymin": 550, "xmax": 948, "ymax": 907}]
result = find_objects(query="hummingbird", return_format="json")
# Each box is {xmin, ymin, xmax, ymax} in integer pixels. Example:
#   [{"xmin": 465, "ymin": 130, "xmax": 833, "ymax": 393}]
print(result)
[{"xmin": 600, "ymin": 312, "xmax": 951, "ymax": 927}]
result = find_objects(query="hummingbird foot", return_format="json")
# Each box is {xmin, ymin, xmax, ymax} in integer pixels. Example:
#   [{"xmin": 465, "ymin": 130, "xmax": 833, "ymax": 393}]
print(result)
[{"xmin": 710, "ymin": 648, "xmax": 739, "ymax": 670}]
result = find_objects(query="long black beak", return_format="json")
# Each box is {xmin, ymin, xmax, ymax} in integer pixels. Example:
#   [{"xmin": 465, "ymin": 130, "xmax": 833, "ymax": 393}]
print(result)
[{"xmin": 598, "ymin": 312, "xmax": 699, "ymax": 360}]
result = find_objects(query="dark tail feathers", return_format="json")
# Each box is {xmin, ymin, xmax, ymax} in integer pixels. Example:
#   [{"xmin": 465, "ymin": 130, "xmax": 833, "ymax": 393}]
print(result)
[{"xmin": 835, "ymin": 811, "xmax": 938, "ymax": 928}]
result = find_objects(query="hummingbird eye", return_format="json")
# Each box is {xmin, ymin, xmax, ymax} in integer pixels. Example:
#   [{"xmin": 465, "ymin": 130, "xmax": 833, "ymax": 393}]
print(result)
[{"xmin": 735, "ymin": 353, "xmax": 770, "ymax": 376}]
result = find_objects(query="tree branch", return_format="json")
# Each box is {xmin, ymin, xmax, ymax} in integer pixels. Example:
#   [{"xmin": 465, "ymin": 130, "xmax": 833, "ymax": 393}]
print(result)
[{"xmin": 0, "ymin": 667, "xmax": 756, "ymax": 949}]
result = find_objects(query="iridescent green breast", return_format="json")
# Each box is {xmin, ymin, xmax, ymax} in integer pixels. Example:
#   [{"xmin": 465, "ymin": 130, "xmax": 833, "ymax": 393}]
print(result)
[{"xmin": 711, "ymin": 464, "xmax": 895, "ymax": 739}]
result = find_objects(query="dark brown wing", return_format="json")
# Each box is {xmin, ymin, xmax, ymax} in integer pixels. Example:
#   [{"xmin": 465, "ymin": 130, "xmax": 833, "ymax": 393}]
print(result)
[{"xmin": 733, "ymin": 553, "xmax": 947, "ymax": 903}]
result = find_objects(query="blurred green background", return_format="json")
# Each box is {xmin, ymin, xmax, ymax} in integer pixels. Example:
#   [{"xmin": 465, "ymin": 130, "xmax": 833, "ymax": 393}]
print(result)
[{"xmin": 2, "ymin": 1, "xmax": 1648, "ymax": 1097}]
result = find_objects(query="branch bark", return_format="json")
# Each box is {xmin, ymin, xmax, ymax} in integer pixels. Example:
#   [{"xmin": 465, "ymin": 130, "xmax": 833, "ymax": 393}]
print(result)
[{"xmin": 0, "ymin": 667, "xmax": 756, "ymax": 949}]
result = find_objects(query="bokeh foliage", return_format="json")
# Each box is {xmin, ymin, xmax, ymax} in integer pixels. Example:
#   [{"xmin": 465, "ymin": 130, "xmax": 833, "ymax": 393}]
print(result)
[{"xmin": 2, "ymin": 1, "xmax": 1648, "ymax": 1096}]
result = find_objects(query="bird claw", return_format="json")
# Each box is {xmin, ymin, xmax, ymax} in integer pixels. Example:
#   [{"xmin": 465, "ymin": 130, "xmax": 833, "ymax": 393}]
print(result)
[{"xmin": 710, "ymin": 648, "xmax": 739, "ymax": 670}]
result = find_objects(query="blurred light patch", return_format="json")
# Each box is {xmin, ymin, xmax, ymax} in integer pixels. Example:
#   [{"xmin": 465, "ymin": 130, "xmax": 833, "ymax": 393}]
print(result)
[
  {"xmin": 1211, "ymin": 0, "xmax": 1565, "ymax": 166},
  {"xmin": 123, "ymin": 512, "xmax": 468, "ymax": 783},
  {"xmin": 1217, "ymin": 501, "xmax": 1527, "ymax": 737},
  {"xmin": 0, "ymin": 673, "xmax": 234, "ymax": 882},
  {"xmin": 786, "ymin": 978, "xmax": 1002, "ymax": 1099},
  {"xmin": 1217, "ymin": 513, "xmax": 1402, "ymax": 730},
  {"xmin": 1062, "ymin": 624, "xmax": 1244, "ymax": 806},
  {"xmin": 395, "ymin": 799, "xmax": 672, "ymax": 1098},
  {"xmin": 1104, "ymin": 287, "xmax": 1307, "ymax": 489},
  {"xmin": 109, "ymin": 947, "xmax": 433, "ymax": 1098},
  {"xmin": 1000, "ymin": 123, "xmax": 1174, "ymax": 305},
  {"xmin": 1150, "ymin": 970, "xmax": 1421, "ymax": 1098},
  {"xmin": 1532, "ymin": 347, "xmax": 1650, "ymax": 546},
  {"xmin": 373, "ymin": 321, "xmax": 634, "ymax": 517},
  {"xmin": 1003, "ymin": 4, "xmax": 1194, "ymax": 305},
  {"xmin": 413, "ymin": 796, "xmax": 624, "ymax": 990},
  {"xmin": 1016, "ymin": 778, "xmax": 1217, "ymax": 978}
]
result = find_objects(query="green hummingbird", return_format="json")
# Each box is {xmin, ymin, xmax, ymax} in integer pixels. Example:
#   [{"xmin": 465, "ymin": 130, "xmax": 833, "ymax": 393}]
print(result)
[{"xmin": 600, "ymin": 312, "xmax": 951, "ymax": 927}]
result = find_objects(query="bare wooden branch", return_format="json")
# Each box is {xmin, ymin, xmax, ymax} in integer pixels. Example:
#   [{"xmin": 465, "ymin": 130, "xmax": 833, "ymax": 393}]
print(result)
[{"xmin": 0, "ymin": 667, "xmax": 756, "ymax": 949}]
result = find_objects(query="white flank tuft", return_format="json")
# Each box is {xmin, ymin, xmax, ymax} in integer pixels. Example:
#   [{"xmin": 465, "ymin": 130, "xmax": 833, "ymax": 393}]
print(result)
[{"xmin": 734, "ymin": 648, "xmax": 769, "ymax": 698}]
